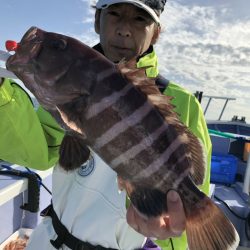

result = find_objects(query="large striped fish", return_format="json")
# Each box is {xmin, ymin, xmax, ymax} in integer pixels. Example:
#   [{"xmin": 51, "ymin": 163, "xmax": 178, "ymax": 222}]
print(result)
[{"xmin": 6, "ymin": 26, "xmax": 239, "ymax": 250}]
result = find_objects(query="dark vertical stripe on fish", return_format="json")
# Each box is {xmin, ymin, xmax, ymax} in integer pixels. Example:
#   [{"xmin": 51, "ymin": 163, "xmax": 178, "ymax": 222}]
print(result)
[
  {"xmin": 135, "ymin": 133, "xmax": 189, "ymax": 179},
  {"xmin": 110, "ymin": 123, "xmax": 168, "ymax": 168},
  {"xmin": 114, "ymin": 131, "xmax": 191, "ymax": 184},
  {"xmin": 96, "ymin": 109, "xmax": 166, "ymax": 162},
  {"xmin": 94, "ymin": 100, "xmax": 153, "ymax": 149},
  {"xmin": 154, "ymin": 153, "xmax": 190, "ymax": 190},
  {"xmin": 84, "ymin": 87, "xmax": 148, "ymax": 139},
  {"xmin": 90, "ymin": 69, "xmax": 130, "ymax": 104},
  {"xmin": 86, "ymin": 83, "xmax": 133, "ymax": 119},
  {"xmin": 115, "ymin": 130, "xmax": 190, "ymax": 181}
]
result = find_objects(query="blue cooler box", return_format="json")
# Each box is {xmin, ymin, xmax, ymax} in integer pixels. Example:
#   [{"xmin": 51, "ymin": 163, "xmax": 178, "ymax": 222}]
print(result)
[{"xmin": 210, "ymin": 153, "xmax": 238, "ymax": 184}]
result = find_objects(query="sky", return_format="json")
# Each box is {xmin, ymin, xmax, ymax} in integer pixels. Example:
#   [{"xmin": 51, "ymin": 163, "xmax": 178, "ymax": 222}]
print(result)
[{"xmin": 0, "ymin": 0, "xmax": 249, "ymax": 123}]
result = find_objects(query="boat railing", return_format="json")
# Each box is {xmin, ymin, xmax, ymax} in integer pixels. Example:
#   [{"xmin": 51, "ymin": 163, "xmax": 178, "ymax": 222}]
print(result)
[
  {"xmin": 202, "ymin": 94, "xmax": 236, "ymax": 120},
  {"xmin": 0, "ymin": 49, "xmax": 16, "ymax": 78}
]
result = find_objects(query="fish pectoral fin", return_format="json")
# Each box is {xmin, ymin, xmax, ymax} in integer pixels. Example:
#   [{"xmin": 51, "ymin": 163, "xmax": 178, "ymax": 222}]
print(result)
[
  {"xmin": 56, "ymin": 106, "xmax": 83, "ymax": 135},
  {"xmin": 59, "ymin": 133, "xmax": 90, "ymax": 171}
]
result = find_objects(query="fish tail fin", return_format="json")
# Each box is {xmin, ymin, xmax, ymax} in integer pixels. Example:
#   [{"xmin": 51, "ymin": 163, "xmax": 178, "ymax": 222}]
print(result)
[
  {"xmin": 59, "ymin": 133, "xmax": 90, "ymax": 171},
  {"xmin": 185, "ymin": 195, "xmax": 239, "ymax": 250}
]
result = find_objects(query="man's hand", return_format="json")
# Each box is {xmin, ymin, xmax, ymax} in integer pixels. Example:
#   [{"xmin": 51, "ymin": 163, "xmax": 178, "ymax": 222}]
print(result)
[{"xmin": 126, "ymin": 190, "xmax": 186, "ymax": 240}]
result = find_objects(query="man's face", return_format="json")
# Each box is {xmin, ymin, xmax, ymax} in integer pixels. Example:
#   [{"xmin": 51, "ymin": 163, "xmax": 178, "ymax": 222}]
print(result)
[{"xmin": 95, "ymin": 3, "xmax": 159, "ymax": 62}]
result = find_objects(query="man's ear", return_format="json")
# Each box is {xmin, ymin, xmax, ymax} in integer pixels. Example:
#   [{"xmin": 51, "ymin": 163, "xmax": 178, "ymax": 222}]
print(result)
[
  {"xmin": 151, "ymin": 25, "xmax": 161, "ymax": 45},
  {"xmin": 94, "ymin": 10, "xmax": 101, "ymax": 34}
]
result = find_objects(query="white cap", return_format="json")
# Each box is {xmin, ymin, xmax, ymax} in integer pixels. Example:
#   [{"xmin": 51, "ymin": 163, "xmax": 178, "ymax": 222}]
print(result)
[{"xmin": 96, "ymin": 0, "xmax": 161, "ymax": 24}]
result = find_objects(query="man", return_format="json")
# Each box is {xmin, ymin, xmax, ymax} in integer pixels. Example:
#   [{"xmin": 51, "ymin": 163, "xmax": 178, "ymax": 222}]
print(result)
[{"xmin": 0, "ymin": 0, "xmax": 211, "ymax": 249}]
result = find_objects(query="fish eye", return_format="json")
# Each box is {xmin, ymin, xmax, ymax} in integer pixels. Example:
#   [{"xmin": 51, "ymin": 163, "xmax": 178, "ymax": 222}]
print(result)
[{"xmin": 50, "ymin": 39, "xmax": 67, "ymax": 50}]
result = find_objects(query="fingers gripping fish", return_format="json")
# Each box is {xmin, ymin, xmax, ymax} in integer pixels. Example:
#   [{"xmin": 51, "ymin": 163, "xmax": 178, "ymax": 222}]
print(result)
[{"xmin": 6, "ymin": 27, "xmax": 239, "ymax": 250}]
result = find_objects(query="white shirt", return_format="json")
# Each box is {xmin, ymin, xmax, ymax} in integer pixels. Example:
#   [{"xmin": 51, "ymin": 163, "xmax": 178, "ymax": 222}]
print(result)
[{"xmin": 26, "ymin": 152, "xmax": 146, "ymax": 250}]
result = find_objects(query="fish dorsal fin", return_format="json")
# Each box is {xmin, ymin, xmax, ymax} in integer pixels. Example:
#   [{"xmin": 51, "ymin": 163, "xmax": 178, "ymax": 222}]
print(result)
[{"xmin": 118, "ymin": 59, "xmax": 206, "ymax": 185}]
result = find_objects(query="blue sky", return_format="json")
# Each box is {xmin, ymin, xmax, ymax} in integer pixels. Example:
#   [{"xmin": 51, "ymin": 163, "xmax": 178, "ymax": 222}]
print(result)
[{"xmin": 0, "ymin": 0, "xmax": 250, "ymax": 123}]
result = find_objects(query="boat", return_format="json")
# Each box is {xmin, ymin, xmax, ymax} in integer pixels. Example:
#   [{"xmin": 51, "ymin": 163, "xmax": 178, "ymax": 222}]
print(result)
[
  {"xmin": 200, "ymin": 94, "xmax": 250, "ymax": 249},
  {"xmin": 0, "ymin": 163, "xmax": 53, "ymax": 249},
  {"xmin": 207, "ymin": 117, "xmax": 250, "ymax": 138}
]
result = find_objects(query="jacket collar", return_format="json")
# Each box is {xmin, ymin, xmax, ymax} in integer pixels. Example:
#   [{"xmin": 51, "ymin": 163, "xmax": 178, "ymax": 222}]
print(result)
[{"xmin": 93, "ymin": 43, "xmax": 159, "ymax": 78}]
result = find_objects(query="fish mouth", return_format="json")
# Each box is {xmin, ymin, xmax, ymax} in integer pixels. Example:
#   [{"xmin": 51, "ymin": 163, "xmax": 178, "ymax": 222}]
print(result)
[{"xmin": 6, "ymin": 27, "xmax": 43, "ymax": 70}]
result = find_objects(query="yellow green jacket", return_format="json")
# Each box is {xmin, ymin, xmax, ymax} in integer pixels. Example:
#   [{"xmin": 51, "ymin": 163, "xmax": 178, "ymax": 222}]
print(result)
[{"xmin": 0, "ymin": 48, "xmax": 211, "ymax": 250}]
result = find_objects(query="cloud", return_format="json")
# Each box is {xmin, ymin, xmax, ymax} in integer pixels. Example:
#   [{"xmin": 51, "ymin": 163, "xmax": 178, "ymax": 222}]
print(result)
[{"xmin": 156, "ymin": 1, "xmax": 250, "ymax": 121}]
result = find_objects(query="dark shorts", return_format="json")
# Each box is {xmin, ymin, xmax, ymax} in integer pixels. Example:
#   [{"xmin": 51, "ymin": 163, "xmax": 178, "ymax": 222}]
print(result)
[{"xmin": 140, "ymin": 238, "xmax": 161, "ymax": 250}]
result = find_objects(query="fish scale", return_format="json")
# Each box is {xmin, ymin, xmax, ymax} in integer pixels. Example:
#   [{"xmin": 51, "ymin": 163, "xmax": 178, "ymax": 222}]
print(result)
[
  {"xmin": 83, "ymin": 80, "xmax": 190, "ymax": 187},
  {"xmin": 6, "ymin": 26, "xmax": 239, "ymax": 250},
  {"xmin": 78, "ymin": 69, "xmax": 191, "ymax": 185}
]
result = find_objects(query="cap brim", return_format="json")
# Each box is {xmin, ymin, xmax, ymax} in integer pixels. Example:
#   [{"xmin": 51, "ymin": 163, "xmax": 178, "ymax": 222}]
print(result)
[{"xmin": 96, "ymin": 0, "xmax": 160, "ymax": 24}]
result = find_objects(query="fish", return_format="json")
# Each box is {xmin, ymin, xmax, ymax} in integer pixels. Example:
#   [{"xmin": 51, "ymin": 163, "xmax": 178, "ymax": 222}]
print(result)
[{"xmin": 6, "ymin": 26, "xmax": 239, "ymax": 250}]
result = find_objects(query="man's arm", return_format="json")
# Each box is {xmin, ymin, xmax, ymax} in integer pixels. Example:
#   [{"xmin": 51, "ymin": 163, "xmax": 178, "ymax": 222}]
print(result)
[{"xmin": 0, "ymin": 78, "xmax": 64, "ymax": 170}]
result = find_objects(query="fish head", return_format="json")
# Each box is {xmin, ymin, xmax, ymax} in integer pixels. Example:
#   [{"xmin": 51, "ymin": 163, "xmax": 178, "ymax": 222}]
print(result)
[{"xmin": 6, "ymin": 26, "xmax": 98, "ymax": 108}]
